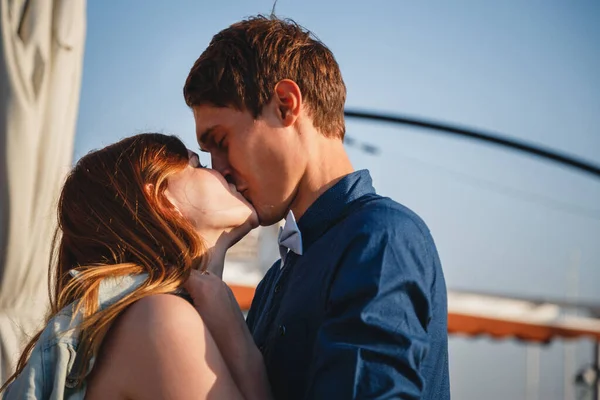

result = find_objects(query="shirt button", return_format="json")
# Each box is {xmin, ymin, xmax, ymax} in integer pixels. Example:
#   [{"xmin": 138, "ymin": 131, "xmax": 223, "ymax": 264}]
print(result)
[
  {"xmin": 274, "ymin": 284, "xmax": 280, "ymax": 293},
  {"xmin": 65, "ymin": 377, "xmax": 78, "ymax": 388},
  {"xmin": 278, "ymin": 325, "xmax": 286, "ymax": 336}
]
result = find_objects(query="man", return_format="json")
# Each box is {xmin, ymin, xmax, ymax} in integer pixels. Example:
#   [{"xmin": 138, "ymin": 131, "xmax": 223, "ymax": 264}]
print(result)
[{"xmin": 183, "ymin": 16, "xmax": 450, "ymax": 400}]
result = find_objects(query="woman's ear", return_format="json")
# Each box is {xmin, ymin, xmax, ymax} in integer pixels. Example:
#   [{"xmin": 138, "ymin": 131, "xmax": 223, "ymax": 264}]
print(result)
[
  {"xmin": 144, "ymin": 183, "xmax": 155, "ymax": 197},
  {"xmin": 162, "ymin": 187, "xmax": 185, "ymax": 218},
  {"xmin": 146, "ymin": 182, "xmax": 184, "ymax": 218}
]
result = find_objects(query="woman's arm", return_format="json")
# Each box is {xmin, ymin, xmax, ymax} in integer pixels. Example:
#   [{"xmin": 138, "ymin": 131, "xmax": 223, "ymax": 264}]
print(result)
[
  {"xmin": 86, "ymin": 294, "xmax": 245, "ymax": 400},
  {"xmin": 184, "ymin": 270, "xmax": 274, "ymax": 400}
]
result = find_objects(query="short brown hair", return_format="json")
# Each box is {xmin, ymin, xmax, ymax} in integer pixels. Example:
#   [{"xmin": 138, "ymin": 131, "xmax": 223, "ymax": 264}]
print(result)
[{"xmin": 183, "ymin": 15, "xmax": 346, "ymax": 138}]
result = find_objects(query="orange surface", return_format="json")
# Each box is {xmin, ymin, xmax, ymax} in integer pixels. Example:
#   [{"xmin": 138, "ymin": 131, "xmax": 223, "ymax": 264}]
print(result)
[
  {"xmin": 228, "ymin": 284, "xmax": 256, "ymax": 310},
  {"xmin": 448, "ymin": 312, "xmax": 600, "ymax": 342}
]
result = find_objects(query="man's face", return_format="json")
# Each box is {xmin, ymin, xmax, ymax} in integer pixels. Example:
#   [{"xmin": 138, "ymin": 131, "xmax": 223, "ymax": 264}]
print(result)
[{"xmin": 193, "ymin": 104, "xmax": 305, "ymax": 226}]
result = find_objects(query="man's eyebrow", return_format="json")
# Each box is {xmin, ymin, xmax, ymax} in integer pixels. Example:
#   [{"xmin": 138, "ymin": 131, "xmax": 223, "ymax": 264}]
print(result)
[{"xmin": 197, "ymin": 126, "xmax": 218, "ymax": 145}]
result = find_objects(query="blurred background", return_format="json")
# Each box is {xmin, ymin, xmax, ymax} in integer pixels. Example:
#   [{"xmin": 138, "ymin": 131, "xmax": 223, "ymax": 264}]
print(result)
[{"xmin": 1, "ymin": 1, "xmax": 599, "ymax": 399}]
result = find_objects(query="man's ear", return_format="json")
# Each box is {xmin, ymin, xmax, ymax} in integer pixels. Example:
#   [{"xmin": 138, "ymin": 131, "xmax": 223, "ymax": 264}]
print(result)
[{"xmin": 272, "ymin": 79, "xmax": 302, "ymax": 127}]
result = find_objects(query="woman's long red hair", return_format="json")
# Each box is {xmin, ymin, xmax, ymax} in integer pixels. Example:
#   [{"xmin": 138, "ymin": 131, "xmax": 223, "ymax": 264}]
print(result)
[{"xmin": 1, "ymin": 133, "xmax": 206, "ymax": 391}]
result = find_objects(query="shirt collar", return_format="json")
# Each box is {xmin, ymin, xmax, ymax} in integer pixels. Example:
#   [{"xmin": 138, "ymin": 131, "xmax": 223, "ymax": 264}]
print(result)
[
  {"xmin": 296, "ymin": 169, "xmax": 375, "ymax": 252},
  {"xmin": 278, "ymin": 210, "xmax": 303, "ymax": 266}
]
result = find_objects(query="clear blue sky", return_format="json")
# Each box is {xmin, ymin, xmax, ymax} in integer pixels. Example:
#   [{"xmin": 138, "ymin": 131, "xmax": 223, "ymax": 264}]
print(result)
[{"xmin": 75, "ymin": 2, "xmax": 600, "ymax": 398}]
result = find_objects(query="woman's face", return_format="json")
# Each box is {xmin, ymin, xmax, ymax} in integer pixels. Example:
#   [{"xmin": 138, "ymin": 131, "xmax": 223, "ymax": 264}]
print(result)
[{"xmin": 164, "ymin": 150, "xmax": 258, "ymax": 242}]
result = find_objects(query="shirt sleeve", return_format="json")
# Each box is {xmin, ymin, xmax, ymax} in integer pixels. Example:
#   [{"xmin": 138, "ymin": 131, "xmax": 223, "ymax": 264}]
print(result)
[{"xmin": 304, "ymin": 218, "xmax": 434, "ymax": 400}]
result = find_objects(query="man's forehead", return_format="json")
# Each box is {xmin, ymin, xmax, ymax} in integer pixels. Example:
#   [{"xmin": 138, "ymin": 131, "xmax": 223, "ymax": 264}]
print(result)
[
  {"xmin": 192, "ymin": 104, "xmax": 247, "ymax": 143},
  {"xmin": 193, "ymin": 108, "xmax": 216, "ymax": 141},
  {"xmin": 193, "ymin": 105, "xmax": 228, "ymax": 124},
  {"xmin": 192, "ymin": 104, "xmax": 228, "ymax": 120}
]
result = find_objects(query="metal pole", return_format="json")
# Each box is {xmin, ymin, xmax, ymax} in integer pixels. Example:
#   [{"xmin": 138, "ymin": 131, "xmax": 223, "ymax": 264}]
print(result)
[
  {"xmin": 594, "ymin": 341, "xmax": 600, "ymax": 400},
  {"xmin": 526, "ymin": 345, "xmax": 540, "ymax": 400},
  {"xmin": 344, "ymin": 109, "xmax": 600, "ymax": 179}
]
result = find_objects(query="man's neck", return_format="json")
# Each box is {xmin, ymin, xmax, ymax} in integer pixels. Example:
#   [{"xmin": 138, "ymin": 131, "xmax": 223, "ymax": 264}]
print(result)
[{"xmin": 290, "ymin": 136, "xmax": 353, "ymax": 221}]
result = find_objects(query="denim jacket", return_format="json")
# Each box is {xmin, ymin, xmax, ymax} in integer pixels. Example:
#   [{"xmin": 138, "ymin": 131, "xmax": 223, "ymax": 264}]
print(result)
[{"xmin": 2, "ymin": 273, "xmax": 149, "ymax": 399}]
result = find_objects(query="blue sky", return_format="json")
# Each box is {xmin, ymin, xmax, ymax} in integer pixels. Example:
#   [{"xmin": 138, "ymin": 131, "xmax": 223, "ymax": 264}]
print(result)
[{"xmin": 75, "ymin": 2, "xmax": 600, "ymax": 398}]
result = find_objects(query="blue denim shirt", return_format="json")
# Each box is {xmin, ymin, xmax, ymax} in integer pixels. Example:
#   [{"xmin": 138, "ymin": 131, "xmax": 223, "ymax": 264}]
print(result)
[
  {"xmin": 2, "ymin": 273, "xmax": 149, "ymax": 399},
  {"xmin": 246, "ymin": 170, "xmax": 450, "ymax": 399}
]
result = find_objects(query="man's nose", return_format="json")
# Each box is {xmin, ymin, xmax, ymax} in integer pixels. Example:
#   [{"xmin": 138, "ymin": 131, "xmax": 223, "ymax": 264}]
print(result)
[{"xmin": 211, "ymin": 153, "xmax": 234, "ymax": 184}]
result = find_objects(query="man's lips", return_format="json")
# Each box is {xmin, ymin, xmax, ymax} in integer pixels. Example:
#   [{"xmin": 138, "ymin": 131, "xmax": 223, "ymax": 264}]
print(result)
[{"xmin": 238, "ymin": 188, "xmax": 251, "ymax": 204}]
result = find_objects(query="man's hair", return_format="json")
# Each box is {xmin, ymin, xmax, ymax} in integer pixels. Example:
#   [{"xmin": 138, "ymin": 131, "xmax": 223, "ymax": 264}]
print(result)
[{"xmin": 183, "ymin": 15, "xmax": 347, "ymax": 139}]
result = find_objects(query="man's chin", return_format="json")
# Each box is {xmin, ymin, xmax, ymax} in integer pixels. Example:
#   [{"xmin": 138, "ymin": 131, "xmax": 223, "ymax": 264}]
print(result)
[
  {"xmin": 256, "ymin": 208, "xmax": 285, "ymax": 227},
  {"xmin": 248, "ymin": 212, "xmax": 260, "ymax": 229}
]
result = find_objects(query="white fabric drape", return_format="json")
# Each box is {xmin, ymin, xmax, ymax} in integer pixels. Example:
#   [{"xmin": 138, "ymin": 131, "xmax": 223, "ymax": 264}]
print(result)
[{"xmin": 0, "ymin": 0, "xmax": 86, "ymax": 382}]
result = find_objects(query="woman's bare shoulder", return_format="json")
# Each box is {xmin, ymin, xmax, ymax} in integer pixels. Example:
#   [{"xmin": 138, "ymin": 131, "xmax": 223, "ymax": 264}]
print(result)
[
  {"xmin": 118, "ymin": 293, "xmax": 203, "ymax": 334},
  {"xmin": 86, "ymin": 294, "xmax": 237, "ymax": 400}
]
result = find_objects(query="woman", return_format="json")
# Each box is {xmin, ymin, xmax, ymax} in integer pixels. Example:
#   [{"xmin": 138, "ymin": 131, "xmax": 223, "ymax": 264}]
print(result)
[{"xmin": 0, "ymin": 133, "xmax": 272, "ymax": 399}]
